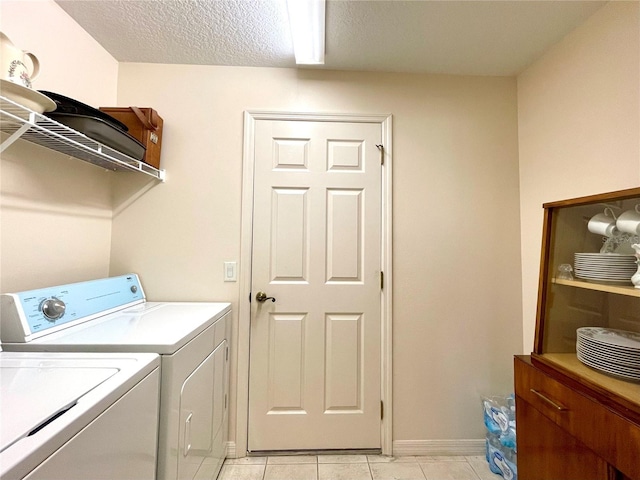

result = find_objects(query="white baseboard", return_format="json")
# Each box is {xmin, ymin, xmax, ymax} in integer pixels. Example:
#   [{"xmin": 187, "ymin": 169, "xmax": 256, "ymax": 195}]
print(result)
[{"xmin": 392, "ymin": 439, "xmax": 485, "ymax": 457}]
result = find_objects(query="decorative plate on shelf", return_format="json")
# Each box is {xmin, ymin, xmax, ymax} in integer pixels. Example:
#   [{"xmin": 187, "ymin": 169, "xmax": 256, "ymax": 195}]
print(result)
[
  {"xmin": 576, "ymin": 327, "xmax": 640, "ymax": 381},
  {"xmin": 574, "ymin": 253, "xmax": 636, "ymax": 283},
  {"xmin": 577, "ymin": 350, "xmax": 640, "ymax": 381},
  {"xmin": 0, "ymin": 79, "xmax": 56, "ymax": 114},
  {"xmin": 578, "ymin": 327, "xmax": 640, "ymax": 350},
  {"xmin": 576, "ymin": 344, "xmax": 640, "ymax": 367}
]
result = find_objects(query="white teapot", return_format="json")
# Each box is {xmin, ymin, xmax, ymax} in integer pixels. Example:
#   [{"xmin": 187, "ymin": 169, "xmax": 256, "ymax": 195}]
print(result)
[{"xmin": 0, "ymin": 32, "xmax": 40, "ymax": 88}]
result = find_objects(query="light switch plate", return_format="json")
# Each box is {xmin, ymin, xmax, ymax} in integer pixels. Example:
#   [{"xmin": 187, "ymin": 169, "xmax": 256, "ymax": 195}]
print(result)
[{"xmin": 224, "ymin": 261, "xmax": 237, "ymax": 282}]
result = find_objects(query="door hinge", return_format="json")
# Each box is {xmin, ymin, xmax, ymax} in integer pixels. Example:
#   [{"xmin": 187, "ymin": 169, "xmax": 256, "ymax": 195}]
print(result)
[
  {"xmin": 376, "ymin": 144, "xmax": 384, "ymax": 165},
  {"xmin": 380, "ymin": 271, "xmax": 384, "ymax": 290},
  {"xmin": 381, "ymin": 400, "xmax": 384, "ymax": 420}
]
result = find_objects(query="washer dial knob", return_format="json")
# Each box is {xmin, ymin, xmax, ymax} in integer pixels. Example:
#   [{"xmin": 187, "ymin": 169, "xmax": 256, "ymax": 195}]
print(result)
[{"xmin": 42, "ymin": 298, "xmax": 66, "ymax": 321}]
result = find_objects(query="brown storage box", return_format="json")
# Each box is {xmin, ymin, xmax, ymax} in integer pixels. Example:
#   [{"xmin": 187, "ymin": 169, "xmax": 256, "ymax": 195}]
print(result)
[{"xmin": 99, "ymin": 107, "xmax": 163, "ymax": 169}]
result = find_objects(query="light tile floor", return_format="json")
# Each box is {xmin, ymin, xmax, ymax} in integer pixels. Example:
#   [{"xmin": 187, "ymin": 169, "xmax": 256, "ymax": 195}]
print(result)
[{"xmin": 220, "ymin": 454, "xmax": 501, "ymax": 480}]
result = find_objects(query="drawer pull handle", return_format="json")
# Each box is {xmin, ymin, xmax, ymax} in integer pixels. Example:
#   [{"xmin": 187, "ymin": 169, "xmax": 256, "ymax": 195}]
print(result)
[{"xmin": 530, "ymin": 389, "xmax": 568, "ymax": 411}]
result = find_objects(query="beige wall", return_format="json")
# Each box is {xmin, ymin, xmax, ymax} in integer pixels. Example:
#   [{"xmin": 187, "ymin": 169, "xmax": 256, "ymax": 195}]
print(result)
[
  {"xmin": 517, "ymin": 1, "xmax": 640, "ymax": 354},
  {"xmin": 0, "ymin": 0, "xmax": 119, "ymax": 292},
  {"xmin": 113, "ymin": 65, "xmax": 522, "ymax": 445}
]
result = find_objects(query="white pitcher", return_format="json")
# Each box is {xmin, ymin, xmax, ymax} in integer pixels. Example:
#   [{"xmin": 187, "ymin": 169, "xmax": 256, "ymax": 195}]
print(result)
[{"xmin": 0, "ymin": 32, "xmax": 40, "ymax": 88}]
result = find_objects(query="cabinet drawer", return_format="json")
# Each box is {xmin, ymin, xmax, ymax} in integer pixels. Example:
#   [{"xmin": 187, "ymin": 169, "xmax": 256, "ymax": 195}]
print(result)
[
  {"xmin": 514, "ymin": 356, "xmax": 640, "ymax": 480},
  {"xmin": 515, "ymin": 396, "xmax": 609, "ymax": 480}
]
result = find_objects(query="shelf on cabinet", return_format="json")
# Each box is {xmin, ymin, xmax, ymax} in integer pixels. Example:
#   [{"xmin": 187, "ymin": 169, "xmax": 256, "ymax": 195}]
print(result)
[
  {"xmin": 552, "ymin": 277, "xmax": 640, "ymax": 297},
  {"xmin": 535, "ymin": 353, "xmax": 640, "ymax": 410},
  {"xmin": 0, "ymin": 95, "xmax": 165, "ymax": 181}
]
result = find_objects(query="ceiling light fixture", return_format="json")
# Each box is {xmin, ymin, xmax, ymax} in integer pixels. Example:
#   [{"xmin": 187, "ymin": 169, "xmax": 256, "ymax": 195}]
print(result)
[{"xmin": 286, "ymin": 0, "xmax": 325, "ymax": 65}]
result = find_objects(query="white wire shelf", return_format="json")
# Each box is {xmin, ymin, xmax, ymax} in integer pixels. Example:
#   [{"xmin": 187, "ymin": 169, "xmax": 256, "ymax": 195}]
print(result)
[{"xmin": 0, "ymin": 95, "xmax": 165, "ymax": 181}]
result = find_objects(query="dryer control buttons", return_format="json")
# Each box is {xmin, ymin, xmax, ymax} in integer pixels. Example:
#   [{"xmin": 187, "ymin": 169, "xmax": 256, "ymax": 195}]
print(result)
[
  {"xmin": 130, "ymin": 285, "xmax": 138, "ymax": 293},
  {"xmin": 41, "ymin": 297, "xmax": 66, "ymax": 321}
]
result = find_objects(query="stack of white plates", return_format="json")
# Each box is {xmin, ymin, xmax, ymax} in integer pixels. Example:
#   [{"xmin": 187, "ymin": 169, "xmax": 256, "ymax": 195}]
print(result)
[
  {"xmin": 574, "ymin": 253, "xmax": 637, "ymax": 284},
  {"xmin": 576, "ymin": 327, "xmax": 640, "ymax": 381}
]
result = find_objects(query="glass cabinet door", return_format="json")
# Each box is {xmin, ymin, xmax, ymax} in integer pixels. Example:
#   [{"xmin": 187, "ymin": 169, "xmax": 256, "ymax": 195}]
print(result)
[{"xmin": 533, "ymin": 188, "xmax": 640, "ymax": 388}]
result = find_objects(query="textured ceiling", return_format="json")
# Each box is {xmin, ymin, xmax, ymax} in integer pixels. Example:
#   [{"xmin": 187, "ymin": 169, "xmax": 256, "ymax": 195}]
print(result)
[{"xmin": 55, "ymin": 0, "xmax": 607, "ymax": 76}]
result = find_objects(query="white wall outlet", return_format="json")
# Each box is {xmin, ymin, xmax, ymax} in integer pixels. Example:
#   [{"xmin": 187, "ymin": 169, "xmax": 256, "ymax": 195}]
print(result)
[{"xmin": 224, "ymin": 261, "xmax": 237, "ymax": 282}]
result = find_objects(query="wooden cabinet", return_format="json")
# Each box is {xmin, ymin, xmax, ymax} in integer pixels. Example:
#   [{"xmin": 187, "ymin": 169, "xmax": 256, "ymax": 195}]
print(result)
[
  {"xmin": 514, "ymin": 361, "xmax": 610, "ymax": 480},
  {"xmin": 516, "ymin": 187, "xmax": 640, "ymax": 480}
]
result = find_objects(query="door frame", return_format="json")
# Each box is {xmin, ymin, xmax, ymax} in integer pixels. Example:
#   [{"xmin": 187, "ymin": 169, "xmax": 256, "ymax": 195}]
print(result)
[{"xmin": 235, "ymin": 111, "xmax": 393, "ymax": 456}]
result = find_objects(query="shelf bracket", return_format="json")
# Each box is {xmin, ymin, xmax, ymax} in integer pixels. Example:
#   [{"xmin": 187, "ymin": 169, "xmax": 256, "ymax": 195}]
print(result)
[{"xmin": 0, "ymin": 122, "xmax": 32, "ymax": 153}]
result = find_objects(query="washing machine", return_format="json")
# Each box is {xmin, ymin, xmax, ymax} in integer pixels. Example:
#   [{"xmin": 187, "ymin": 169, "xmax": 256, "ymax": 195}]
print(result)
[
  {"xmin": 1, "ymin": 274, "xmax": 232, "ymax": 480},
  {"xmin": 0, "ymin": 350, "xmax": 160, "ymax": 480}
]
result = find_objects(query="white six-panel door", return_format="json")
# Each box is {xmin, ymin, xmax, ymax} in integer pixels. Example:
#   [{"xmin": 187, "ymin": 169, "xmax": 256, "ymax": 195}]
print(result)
[{"xmin": 247, "ymin": 118, "xmax": 383, "ymax": 451}]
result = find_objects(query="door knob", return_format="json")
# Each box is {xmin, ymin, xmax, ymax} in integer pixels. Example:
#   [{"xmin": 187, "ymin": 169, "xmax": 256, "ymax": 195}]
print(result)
[{"xmin": 255, "ymin": 291, "xmax": 276, "ymax": 303}]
